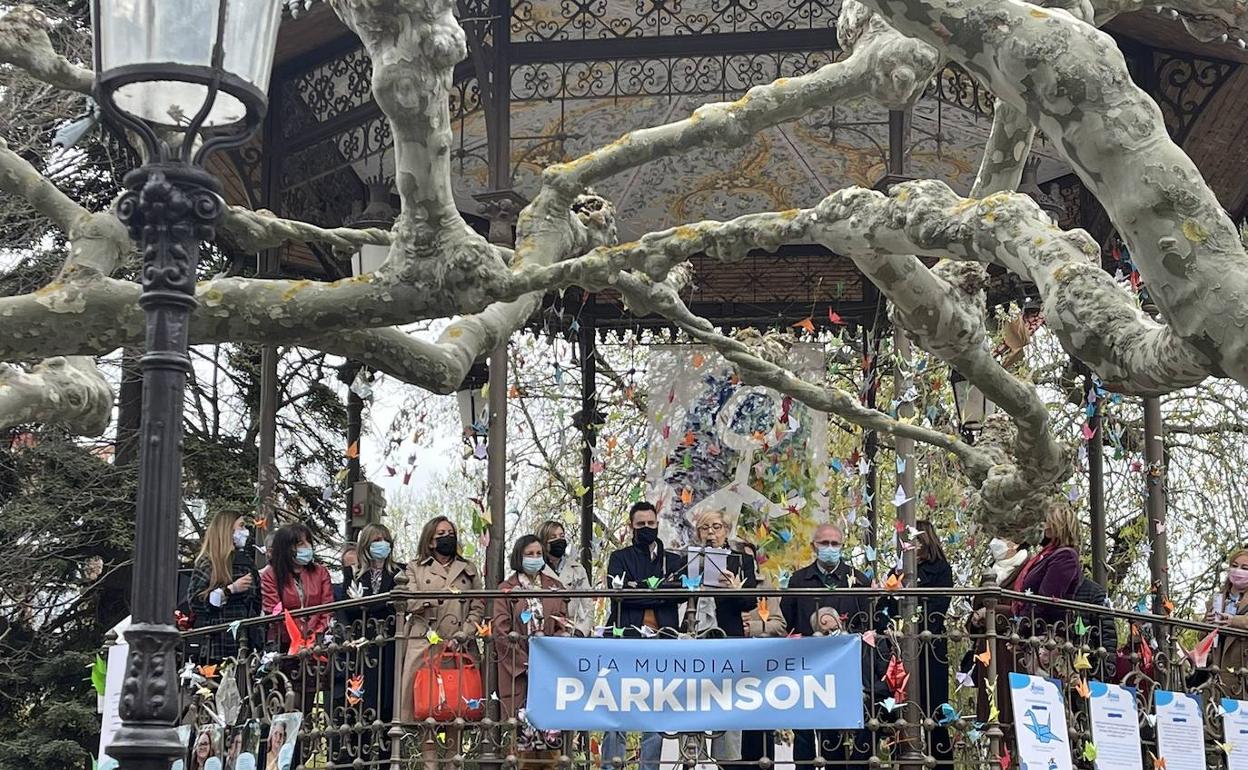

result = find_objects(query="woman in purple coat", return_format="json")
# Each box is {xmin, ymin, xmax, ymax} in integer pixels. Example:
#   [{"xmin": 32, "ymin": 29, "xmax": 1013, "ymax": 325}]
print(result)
[{"xmin": 1012, "ymin": 507, "xmax": 1083, "ymax": 674}]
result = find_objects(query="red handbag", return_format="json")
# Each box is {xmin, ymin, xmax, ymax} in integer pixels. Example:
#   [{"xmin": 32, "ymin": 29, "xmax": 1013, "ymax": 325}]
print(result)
[{"xmin": 413, "ymin": 650, "xmax": 485, "ymax": 721}]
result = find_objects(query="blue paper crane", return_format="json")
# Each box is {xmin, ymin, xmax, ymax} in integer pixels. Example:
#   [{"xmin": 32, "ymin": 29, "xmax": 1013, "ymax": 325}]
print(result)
[{"xmin": 1023, "ymin": 709, "xmax": 1063, "ymax": 744}]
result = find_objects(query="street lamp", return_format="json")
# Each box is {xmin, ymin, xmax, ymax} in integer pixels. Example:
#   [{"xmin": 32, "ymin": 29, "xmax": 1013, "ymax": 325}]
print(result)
[
  {"xmin": 92, "ymin": 2, "xmax": 282, "ymax": 768},
  {"xmin": 348, "ymin": 180, "xmax": 397, "ymax": 276},
  {"xmin": 457, "ymin": 363, "xmax": 490, "ymax": 459},
  {"xmin": 950, "ymin": 369, "xmax": 995, "ymax": 442}
]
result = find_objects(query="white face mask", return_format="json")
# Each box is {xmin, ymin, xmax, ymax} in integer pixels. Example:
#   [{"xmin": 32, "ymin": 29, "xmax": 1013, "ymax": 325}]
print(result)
[{"xmin": 989, "ymin": 538, "xmax": 1011, "ymax": 561}]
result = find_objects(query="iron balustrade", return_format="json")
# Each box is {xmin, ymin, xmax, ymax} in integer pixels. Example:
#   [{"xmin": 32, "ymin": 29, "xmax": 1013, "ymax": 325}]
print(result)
[{"xmin": 158, "ymin": 582, "xmax": 1247, "ymax": 770}]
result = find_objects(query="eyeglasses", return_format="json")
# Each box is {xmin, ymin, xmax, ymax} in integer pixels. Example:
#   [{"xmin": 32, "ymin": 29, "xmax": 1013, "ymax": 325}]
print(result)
[
  {"xmin": 697, "ymin": 523, "xmax": 726, "ymax": 532},
  {"xmin": 813, "ymin": 540, "xmax": 842, "ymax": 547}
]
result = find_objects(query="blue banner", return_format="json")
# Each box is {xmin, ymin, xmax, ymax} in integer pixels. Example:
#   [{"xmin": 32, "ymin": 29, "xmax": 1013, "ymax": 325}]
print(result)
[{"xmin": 526, "ymin": 636, "xmax": 865, "ymax": 730}]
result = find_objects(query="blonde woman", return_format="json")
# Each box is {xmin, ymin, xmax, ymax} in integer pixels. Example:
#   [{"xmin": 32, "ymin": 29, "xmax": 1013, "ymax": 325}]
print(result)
[
  {"xmin": 1012, "ymin": 506, "xmax": 1082, "ymax": 619},
  {"xmin": 341, "ymin": 523, "xmax": 404, "ymax": 724},
  {"xmin": 1207, "ymin": 548, "xmax": 1248, "ymax": 697},
  {"xmin": 400, "ymin": 516, "xmax": 485, "ymax": 770},
  {"xmin": 186, "ymin": 512, "xmax": 260, "ymax": 660}
]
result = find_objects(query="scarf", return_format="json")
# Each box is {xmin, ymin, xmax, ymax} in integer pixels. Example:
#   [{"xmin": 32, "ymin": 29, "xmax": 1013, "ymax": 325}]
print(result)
[{"xmin": 992, "ymin": 549, "xmax": 1030, "ymax": 585}]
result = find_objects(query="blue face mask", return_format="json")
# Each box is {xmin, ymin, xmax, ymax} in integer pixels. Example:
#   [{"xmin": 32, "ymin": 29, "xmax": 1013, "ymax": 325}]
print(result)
[
  {"xmin": 817, "ymin": 545, "xmax": 842, "ymax": 567},
  {"xmin": 369, "ymin": 541, "xmax": 392, "ymax": 561},
  {"xmin": 522, "ymin": 556, "xmax": 546, "ymax": 575},
  {"xmin": 294, "ymin": 546, "xmax": 315, "ymax": 566}
]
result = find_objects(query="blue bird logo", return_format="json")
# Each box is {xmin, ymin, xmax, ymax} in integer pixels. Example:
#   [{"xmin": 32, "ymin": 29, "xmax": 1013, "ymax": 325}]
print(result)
[{"xmin": 1023, "ymin": 709, "xmax": 1063, "ymax": 744}]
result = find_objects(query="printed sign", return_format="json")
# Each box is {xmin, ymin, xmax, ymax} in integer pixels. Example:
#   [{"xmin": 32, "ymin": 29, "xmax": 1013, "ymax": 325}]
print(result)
[
  {"xmin": 1008, "ymin": 672, "xmax": 1074, "ymax": 770},
  {"xmin": 1088, "ymin": 681, "xmax": 1143, "ymax": 770},
  {"xmin": 526, "ymin": 636, "xmax": 865, "ymax": 731},
  {"xmin": 1156, "ymin": 691, "xmax": 1207, "ymax": 770},
  {"xmin": 1222, "ymin": 699, "xmax": 1248, "ymax": 770}
]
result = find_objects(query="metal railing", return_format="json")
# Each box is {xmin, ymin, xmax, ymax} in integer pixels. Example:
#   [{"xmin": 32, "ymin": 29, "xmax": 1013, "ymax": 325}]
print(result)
[{"xmin": 154, "ymin": 578, "xmax": 1246, "ymax": 770}]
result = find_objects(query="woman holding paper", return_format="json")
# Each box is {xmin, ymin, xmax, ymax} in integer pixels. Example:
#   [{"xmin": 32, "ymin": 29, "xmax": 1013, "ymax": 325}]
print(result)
[
  {"xmin": 687, "ymin": 510, "xmax": 757, "ymax": 768},
  {"xmin": 1206, "ymin": 548, "xmax": 1248, "ymax": 697}
]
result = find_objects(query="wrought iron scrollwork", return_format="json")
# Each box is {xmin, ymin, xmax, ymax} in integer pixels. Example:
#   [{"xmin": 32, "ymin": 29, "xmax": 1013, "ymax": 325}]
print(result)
[
  {"xmin": 510, "ymin": 0, "xmax": 838, "ymax": 41},
  {"xmin": 1153, "ymin": 51, "xmax": 1237, "ymax": 145}
]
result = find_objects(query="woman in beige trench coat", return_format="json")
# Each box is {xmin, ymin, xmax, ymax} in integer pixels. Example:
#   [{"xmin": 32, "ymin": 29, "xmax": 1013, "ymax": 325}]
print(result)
[{"xmin": 399, "ymin": 516, "xmax": 485, "ymax": 770}]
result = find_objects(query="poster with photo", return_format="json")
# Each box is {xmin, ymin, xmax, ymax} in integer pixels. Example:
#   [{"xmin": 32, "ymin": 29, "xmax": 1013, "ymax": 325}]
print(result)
[
  {"xmin": 188, "ymin": 725, "xmax": 225, "ymax": 770},
  {"xmin": 224, "ymin": 721, "xmax": 262, "ymax": 770},
  {"xmin": 263, "ymin": 713, "xmax": 302, "ymax": 770}
]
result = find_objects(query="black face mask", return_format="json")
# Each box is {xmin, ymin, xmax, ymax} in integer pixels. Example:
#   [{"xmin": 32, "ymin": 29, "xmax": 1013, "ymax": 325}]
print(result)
[
  {"xmin": 633, "ymin": 526, "xmax": 659, "ymax": 547},
  {"xmin": 434, "ymin": 534, "xmax": 458, "ymax": 556},
  {"xmin": 548, "ymin": 539, "xmax": 568, "ymax": 559}
]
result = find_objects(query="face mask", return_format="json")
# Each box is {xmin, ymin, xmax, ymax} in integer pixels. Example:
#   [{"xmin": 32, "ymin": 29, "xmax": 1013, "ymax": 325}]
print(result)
[
  {"xmin": 547, "ymin": 539, "xmax": 568, "ymax": 559},
  {"xmin": 522, "ymin": 556, "xmax": 546, "ymax": 575},
  {"xmin": 988, "ymin": 538, "xmax": 1010, "ymax": 561},
  {"xmin": 233, "ymin": 529, "xmax": 250, "ymax": 549},
  {"xmin": 294, "ymin": 547, "xmax": 314, "ymax": 566},
  {"xmin": 633, "ymin": 526, "xmax": 658, "ymax": 547},
  {"xmin": 817, "ymin": 545, "xmax": 842, "ymax": 566},
  {"xmin": 369, "ymin": 541, "xmax": 392, "ymax": 561},
  {"xmin": 1230, "ymin": 567, "xmax": 1248, "ymax": 589},
  {"xmin": 434, "ymin": 534, "xmax": 458, "ymax": 557}
]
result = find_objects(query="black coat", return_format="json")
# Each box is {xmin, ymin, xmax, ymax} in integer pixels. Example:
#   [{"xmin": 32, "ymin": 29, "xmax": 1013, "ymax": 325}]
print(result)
[
  {"xmin": 606, "ymin": 542, "xmax": 687, "ymax": 633},
  {"xmin": 1072, "ymin": 574, "xmax": 1118, "ymax": 680},
  {"xmin": 186, "ymin": 549, "xmax": 261, "ymax": 661},
  {"xmin": 339, "ymin": 563, "xmax": 404, "ymax": 726},
  {"xmin": 781, "ymin": 560, "xmax": 873, "ymax": 637}
]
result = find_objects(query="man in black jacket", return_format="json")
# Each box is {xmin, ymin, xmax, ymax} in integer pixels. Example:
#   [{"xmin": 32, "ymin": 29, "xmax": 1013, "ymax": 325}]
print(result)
[
  {"xmin": 781, "ymin": 524, "xmax": 873, "ymax": 637},
  {"xmin": 602, "ymin": 501, "xmax": 686, "ymax": 770},
  {"xmin": 782, "ymin": 524, "xmax": 874, "ymax": 768},
  {"xmin": 606, "ymin": 501, "xmax": 687, "ymax": 634},
  {"xmin": 1072, "ymin": 573, "xmax": 1118, "ymax": 681}
]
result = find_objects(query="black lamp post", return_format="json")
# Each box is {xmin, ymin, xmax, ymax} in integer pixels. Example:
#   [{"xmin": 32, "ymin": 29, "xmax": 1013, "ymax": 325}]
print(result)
[
  {"xmin": 457, "ymin": 362, "xmax": 491, "ymax": 459},
  {"xmin": 949, "ymin": 368, "xmax": 995, "ymax": 443},
  {"xmin": 92, "ymin": 2, "xmax": 282, "ymax": 768}
]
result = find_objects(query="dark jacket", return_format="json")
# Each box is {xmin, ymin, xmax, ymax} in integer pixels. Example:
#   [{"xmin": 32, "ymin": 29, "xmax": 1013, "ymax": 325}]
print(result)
[
  {"xmin": 917, "ymin": 558, "xmax": 953, "ymax": 634},
  {"xmin": 337, "ymin": 562, "xmax": 404, "ymax": 728},
  {"xmin": 186, "ymin": 549, "xmax": 261, "ymax": 661},
  {"xmin": 606, "ymin": 541, "xmax": 687, "ymax": 633},
  {"xmin": 781, "ymin": 560, "xmax": 873, "ymax": 637},
  {"xmin": 1072, "ymin": 574, "xmax": 1118, "ymax": 680},
  {"xmin": 695, "ymin": 550, "xmax": 758, "ymax": 637}
]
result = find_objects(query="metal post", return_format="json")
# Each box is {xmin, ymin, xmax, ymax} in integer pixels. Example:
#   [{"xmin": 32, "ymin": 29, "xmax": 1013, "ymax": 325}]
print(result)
[
  {"xmin": 107, "ymin": 163, "xmax": 225, "ymax": 770},
  {"xmin": 894, "ymin": 328, "xmax": 923, "ymax": 769},
  {"xmin": 578, "ymin": 309, "xmax": 598, "ymax": 579},
  {"xmin": 861, "ymin": 320, "xmax": 880, "ymax": 551},
  {"xmin": 257, "ymin": 344, "xmax": 279, "ymax": 528},
  {"xmin": 346, "ymin": 366, "xmax": 364, "ymax": 540},
  {"xmin": 486, "ymin": 346, "xmax": 508, "ymax": 584},
  {"xmin": 1085, "ymin": 370, "xmax": 1107, "ymax": 587},
  {"xmin": 888, "ymin": 110, "xmax": 907, "ymax": 177},
  {"xmin": 1144, "ymin": 396, "xmax": 1168, "ymax": 631}
]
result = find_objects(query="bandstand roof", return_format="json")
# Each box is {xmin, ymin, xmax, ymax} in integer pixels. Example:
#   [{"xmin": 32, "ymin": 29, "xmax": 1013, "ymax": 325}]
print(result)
[{"xmin": 209, "ymin": 0, "xmax": 1248, "ymax": 329}]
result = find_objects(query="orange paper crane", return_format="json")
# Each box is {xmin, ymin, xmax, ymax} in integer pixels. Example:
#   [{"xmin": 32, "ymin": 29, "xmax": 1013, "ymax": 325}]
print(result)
[{"xmin": 283, "ymin": 609, "xmax": 316, "ymax": 655}]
